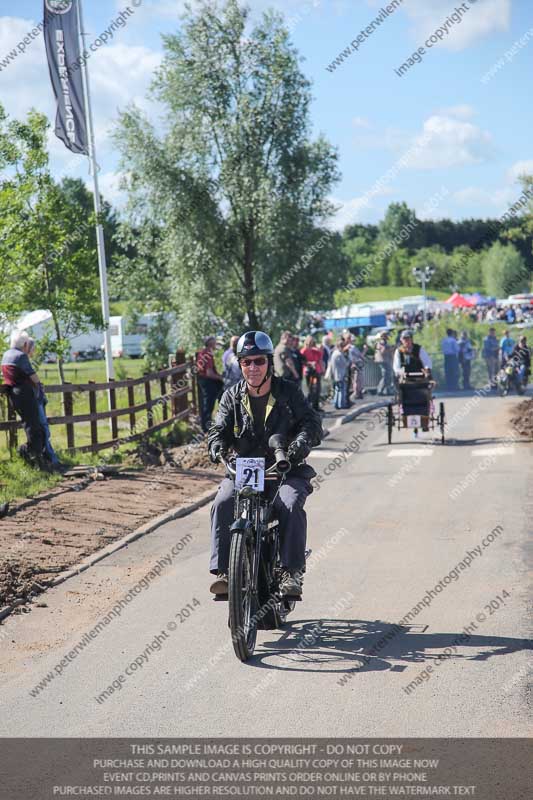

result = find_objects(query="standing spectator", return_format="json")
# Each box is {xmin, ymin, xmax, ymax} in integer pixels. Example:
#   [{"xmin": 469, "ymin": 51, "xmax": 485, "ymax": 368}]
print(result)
[
  {"xmin": 506, "ymin": 306, "xmax": 516, "ymax": 324},
  {"xmin": 482, "ymin": 327, "xmax": 500, "ymax": 389},
  {"xmin": 321, "ymin": 333, "xmax": 333, "ymax": 371},
  {"xmin": 222, "ymin": 335, "xmax": 242, "ymax": 390},
  {"xmin": 300, "ymin": 335, "xmax": 325, "ymax": 411},
  {"xmin": 222, "ymin": 336, "xmax": 239, "ymax": 373},
  {"xmin": 326, "ymin": 337, "xmax": 349, "ymax": 409},
  {"xmin": 441, "ymin": 328, "xmax": 460, "ymax": 391},
  {"xmin": 290, "ymin": 335, "xmax": 304, "ymax": 386},
  {"xmin": 458, "ymin": 331, "xmax": 475, "ymax": 391},
  {"xmin": 343, "ymin": 332, "xmax": 365, "ymax": 400},
  {"xmin": 1, "ymin": 331, "xmax": 46, "ymax": 467},
  {"xmin": 374, "ymin": 332, "xmax": 394, "ymax": 396},
  {"xmin": 499, "ymin": 329, "xmax": 515, "ymax": 367},
  {"xmin": 196, "ymin": 336, "xmax": 224, "ymax": 432},
  {"xmin": 274, "ymin": 331, "xmax": 299, "ymax": 382},
  {"xmin": 27, "ymin": 338, "xmax": 61, "ymax": 469}
]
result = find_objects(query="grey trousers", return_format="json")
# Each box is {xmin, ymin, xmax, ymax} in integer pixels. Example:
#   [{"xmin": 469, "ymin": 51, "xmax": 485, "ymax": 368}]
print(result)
[{"xmin": 210, "ymin": 476, "xmax": 312, "ymax": 575}]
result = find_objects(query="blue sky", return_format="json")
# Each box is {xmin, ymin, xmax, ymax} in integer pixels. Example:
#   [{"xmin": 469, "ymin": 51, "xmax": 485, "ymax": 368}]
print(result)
[{"xmin": 1, "ymin": 0, "xmax": 532, "ymax": 229}]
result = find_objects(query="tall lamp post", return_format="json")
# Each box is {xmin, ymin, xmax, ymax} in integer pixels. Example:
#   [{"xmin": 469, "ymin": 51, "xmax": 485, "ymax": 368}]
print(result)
[{"xmin": 413, "ymin": 265, "xmax": 435, "ymax": 323}]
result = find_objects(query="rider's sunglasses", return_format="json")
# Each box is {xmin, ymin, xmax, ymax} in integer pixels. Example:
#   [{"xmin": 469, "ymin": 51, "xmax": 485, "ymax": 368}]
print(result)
[{"xmin": 240, "ymin": 356, "xmax": 267, "ymax": 367}]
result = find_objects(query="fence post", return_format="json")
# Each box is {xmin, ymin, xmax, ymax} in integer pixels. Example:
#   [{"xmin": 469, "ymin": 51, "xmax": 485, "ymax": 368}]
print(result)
[
  {"xmin": 109, "ymin": 379, "xmax": 118, "ymax": 440},
  {"xmin": 174, "ymin": 350, "xmax": 187, "ymax": 417},
  {"xmin": 189, "ymin": 354, "xmax": 198, "ymax": 415},
  {"xmin": 169, "ymin": 354, "xmax": 178, "ymax": 417},
  {"xmin": 127, "ymin": 383, "xmax": 136, "ymax": 434},
  {"xmin": 144, "ymin": 376, "xmax": 153, "ymax": 430},
  {"xmin": 160, "ymin": 376, "xmax": 168, "ymax": 421},
  {"xmin": 63, "ymin": 384, "xmax": 75, "ymax": 449},
  {"xmin": 88, "ymin": 380, "xmax": 98, "ymax": 447}
]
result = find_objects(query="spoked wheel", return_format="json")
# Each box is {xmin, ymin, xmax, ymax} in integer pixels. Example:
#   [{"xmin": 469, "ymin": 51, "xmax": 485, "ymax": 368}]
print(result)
[
  {"xmin": 256, "ymin": 559, "xmax": 283, "ymax": 631},
  {"xmin": 387, "ymin": 403, "xmax": 394, "ymax": 444},
  {"xmin": 228, "ymin": 528, "xmax": 258, "ymax": 661},
  {"xmin": 439, "ymin": 401, "xmax": 446, "ymax": 444},
  {"xmin": 257, "ymin": 556, "xmax": 297, "ymax": 630}
]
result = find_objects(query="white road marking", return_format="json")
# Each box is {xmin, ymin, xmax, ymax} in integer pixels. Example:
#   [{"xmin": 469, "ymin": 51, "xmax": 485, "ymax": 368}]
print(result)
[
  {"xmin": 471, "ymin": 447, "xmax": 515, "ymax": 456},
  {"xmin": 308, "ymin": 449, "xmax": 344, "ymax": 459},
  {"xmin": 387, "ymin": 449, "xmax": 434, "ymax": 457}
]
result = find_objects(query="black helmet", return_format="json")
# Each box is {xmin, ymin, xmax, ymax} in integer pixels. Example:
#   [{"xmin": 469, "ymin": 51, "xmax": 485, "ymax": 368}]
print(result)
[{"xmin": 236, "ymin": 330, "xmax": 274, "ymax": 359}]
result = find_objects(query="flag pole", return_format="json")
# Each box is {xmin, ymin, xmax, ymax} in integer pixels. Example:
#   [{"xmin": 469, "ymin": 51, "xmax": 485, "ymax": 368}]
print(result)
[{"xmin": 76, "ymin": 0, "xmax": 114, "ymax": 383}]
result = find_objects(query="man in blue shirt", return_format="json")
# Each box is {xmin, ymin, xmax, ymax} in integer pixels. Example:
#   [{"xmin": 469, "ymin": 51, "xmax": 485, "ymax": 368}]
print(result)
[
  {"xmin": 482, "ymin": 328, "xmax": 500, "ymax": 389},
  {"xmin": 441, "ymin": 328, "xmax": 459, "ymax": 391},
  {"xmin": 499, "ymin": 330, "xmax": 515, "ymax": 367}
]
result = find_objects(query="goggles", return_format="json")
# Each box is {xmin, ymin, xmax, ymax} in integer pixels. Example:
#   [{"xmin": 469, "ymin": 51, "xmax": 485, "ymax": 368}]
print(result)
[{"xmin": 240, "ymin": 356, "xmax": 267, "ymax": 367}]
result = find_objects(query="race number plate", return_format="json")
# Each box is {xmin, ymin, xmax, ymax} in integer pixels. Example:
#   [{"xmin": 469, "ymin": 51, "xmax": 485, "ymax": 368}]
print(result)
[
  {"xmin": 235, "ymin": 457, "xmax": 265, "ymax": 491},
  {"xmin": 407, "ymin": 415, "xmax": 421, "ymax": 428}
]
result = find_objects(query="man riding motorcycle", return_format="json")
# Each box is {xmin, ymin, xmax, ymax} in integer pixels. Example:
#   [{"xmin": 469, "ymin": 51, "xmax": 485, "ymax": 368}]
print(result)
[{"xmin": 208, "ymin": 330, "xmax": 323, "ymax": 598}]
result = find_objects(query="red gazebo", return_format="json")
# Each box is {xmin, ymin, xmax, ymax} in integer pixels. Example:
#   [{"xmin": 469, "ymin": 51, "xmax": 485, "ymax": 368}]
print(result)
[{"xmin": 445, "ymin": 292, "xmax": 475, "ymax": 308}]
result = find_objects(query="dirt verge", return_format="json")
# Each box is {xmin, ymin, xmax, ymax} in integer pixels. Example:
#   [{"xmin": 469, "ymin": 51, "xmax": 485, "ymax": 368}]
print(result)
[
  {"xmin": 1, "ymin": 440, "xmax": 221, "ymax": 609},
  {"xmin": 510, "ymin": 398, "xmax": 533, "ymax": 439}
]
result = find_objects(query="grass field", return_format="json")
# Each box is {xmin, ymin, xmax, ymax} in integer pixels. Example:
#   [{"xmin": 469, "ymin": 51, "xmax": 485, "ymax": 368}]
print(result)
[
  {"xmin": 0, "ymin": 357, "xmax": 177, "ymax": 461},
  {"xmin": 345, "ymin": 286, "xmax": 451, "ymax": 303},
  {"xmin": 0, "ymin": 353, "xmax": 191, "ymax": 504}
]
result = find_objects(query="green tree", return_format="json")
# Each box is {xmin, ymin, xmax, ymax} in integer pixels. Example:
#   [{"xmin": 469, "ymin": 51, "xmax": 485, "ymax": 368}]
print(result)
[
  {"xmin": 59, "ymin": 177, "xmax": 120, "ymax": 275},
  {"xmin": 378, "ymin": 202, "xmax": 418, "ymax": 250},
  {"xmin": 113, "ymin": 0, "xmax": 340, "ymax": 346},
  {"xmin": 482, "ymin": 241, "xmax": 528, "ymax": 297},
  {"xmin": 503, "ymin": 174, "xmax": 533, "ymax": 277},
  {"xmin": 450, "ymin": 245, "xmax": 484, "ymax": 291},
  {"xmin": 0, "ymin": 105, "xmax": 102, "ymax": 384},
  {"xmin": 408, "ymin": 246, "xmax": 453, "ymax": 291}
]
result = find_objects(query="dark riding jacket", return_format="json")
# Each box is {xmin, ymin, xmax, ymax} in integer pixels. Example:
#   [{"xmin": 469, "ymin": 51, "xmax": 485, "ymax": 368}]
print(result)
[{"xmin": 207, "ymin": 376, "xmax": 323, "ymax": 478}]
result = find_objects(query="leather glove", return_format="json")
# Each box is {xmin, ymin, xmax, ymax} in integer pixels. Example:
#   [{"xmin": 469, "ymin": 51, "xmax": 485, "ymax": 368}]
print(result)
[
  {"xmin": 209, "ymin": 443, "xmax": 224, "ymax": 464},
  {"xmin": 287, "ymin": 439, "xmax": 311, "ymax": 464}
]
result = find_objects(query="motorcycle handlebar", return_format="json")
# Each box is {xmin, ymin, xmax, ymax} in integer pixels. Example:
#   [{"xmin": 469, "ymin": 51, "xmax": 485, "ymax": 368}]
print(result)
[{"xmin": 220, "ymin": 456, "xmax": 286, "ymax": 478}]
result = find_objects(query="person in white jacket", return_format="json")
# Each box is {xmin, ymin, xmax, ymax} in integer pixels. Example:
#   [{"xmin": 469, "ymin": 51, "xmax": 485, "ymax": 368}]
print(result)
[{"xmin": 326, "ymin": 338, "xmax": 349, "ymax": 409}]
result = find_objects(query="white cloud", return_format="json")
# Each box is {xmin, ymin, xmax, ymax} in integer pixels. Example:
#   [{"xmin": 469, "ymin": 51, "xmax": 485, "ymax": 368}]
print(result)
[
  {"xmin": 407, "ymin": 114, "xmax": 496, "ymax": 169},
  {"xmin": 451, "ymin": 158, "xmax": 533, "ymax": 215},
  {"xmin": 352, "ymin": 116, "xmax": 371, "ymax": 129},
  {"xmin": 0, "ymin": 15, "xmax": 161, "ymax": 180},
  {"xmin": 327, "ymin": 197, "xmax": 373, "ymax": 230},
  {"xmin": 400, "ymin": 0, "xmax": 511, "ymax": 50},
  {"xmin": 94, "ymin": 171, "xmax": 126, "ymax": 208},
  {"xmin": 434, "ymin": 104, "xmax": 475, "ymax": 119},
  {"xmin": 351, "ymin": 109, "xmax": 495, "ymax": 170},
  {"xmin": 453, "ymin": 185, "xmax": 513, "ymax": 207},
  {"xmin": 507, "ymin": 160, "xmax": 533, "ymax": 182},
  {"xmin": 327, "ymin": 186, "xmax": 394, "ymax": 230}
]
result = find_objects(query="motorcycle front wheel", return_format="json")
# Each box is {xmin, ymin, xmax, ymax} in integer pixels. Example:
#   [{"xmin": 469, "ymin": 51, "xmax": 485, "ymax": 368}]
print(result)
[
  {"xmin": 228, "ymin": 528, "xmax": 258, "ymax": 661},
  {"xmin": 497, "ymin": 381, "xmax": 508, "ymax": 397}
]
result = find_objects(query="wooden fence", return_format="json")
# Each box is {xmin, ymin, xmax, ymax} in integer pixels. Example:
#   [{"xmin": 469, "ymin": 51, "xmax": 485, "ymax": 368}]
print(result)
[{"xmin": 0, "ymin": 351, "xmax": 199, "ymax": 456}]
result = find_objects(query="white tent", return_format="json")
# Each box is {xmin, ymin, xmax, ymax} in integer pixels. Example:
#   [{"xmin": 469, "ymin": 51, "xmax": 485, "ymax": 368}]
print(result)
[{"xmin": 4, "ymin": 310, "xmax": 104, "ymax": 359}]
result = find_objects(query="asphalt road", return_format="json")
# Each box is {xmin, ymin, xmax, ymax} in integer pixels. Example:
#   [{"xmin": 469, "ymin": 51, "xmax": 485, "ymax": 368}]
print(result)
[{"xmin": 0, "ymin": 391, "xmax": 532, "ymax": 736}]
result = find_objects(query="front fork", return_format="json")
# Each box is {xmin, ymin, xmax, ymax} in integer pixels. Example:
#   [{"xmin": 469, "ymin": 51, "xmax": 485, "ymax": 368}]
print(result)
[{"xmin": 230, "ymin": 497, "xmax": 262, "ymax": 601}]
